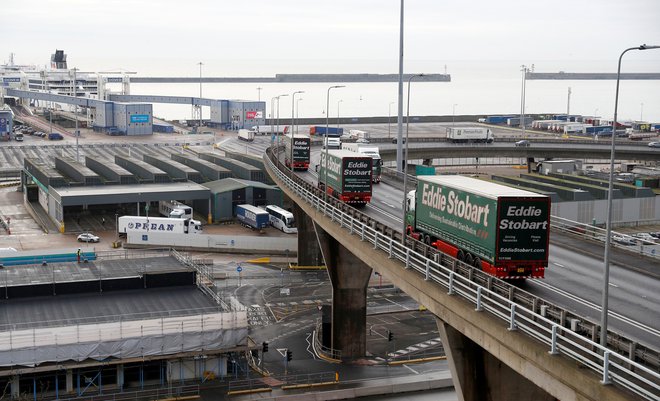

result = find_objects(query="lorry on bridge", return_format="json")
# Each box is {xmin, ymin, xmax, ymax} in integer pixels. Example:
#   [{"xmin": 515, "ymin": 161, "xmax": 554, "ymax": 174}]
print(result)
[
  {"xmin": 405, "ymin": 175, "xmax": 550, "ymax": 279},
  {"xmin": 284, "ymin": 133, "xmax": 311, "ymax": 171},
  {"xmin": 235, "ymin": 204, "xmax": 270, "ymax": 230},
  {"xmin": 251, "ymin": 125, "xmax": 289, "ymax": 136},
  {"xmin": 341, "ymin": 143, "xmax": 382, "ymax": 183},
  {"xmin": 445, "ymin": 127, "xmax": 494, "ymax": 143},
  {"xmin": 318, "ymin": 150, "xmax": 373, "ymax": 206},
  {"xmin": 118, "ymin": 215, "xmax": 203, "ymax": 236}
]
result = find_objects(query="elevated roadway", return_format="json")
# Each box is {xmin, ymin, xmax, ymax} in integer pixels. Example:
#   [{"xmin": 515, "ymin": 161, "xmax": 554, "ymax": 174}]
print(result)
[
  {"xmin": 375, "ymin": 141, "xmax": 660, "ymax": 162},
  {"xmin": 262, "ymin": 145, "xmax": 659, "ymax": 401}
]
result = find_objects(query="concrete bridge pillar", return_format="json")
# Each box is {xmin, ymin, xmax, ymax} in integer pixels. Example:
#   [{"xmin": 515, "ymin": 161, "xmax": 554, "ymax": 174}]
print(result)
[
  {"xmin": 436, "ymin": 317, "xmax": 555, "ymax": 401},
  {"xmin": 10, "ymin": 376, "xmax": 19, "ymax": 399},
  {"xmin": 292, "ymin": 204, "xmax": 323, "ymax": 267},
  {"xmin": 316, "ymin": 223, "xmax": 372, "ymax": 359}
]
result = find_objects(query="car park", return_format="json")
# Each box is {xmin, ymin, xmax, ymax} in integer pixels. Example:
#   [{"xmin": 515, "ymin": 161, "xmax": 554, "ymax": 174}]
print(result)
[
  {"xmin": 515, "ymin": 140, "xmax": 531, "ymax": 147},
  {"xmin": 612, "ymin": 235, "xmax": 635, "ymax": 246},
  {"xmin": 648, "ymin": 141, "xmax": 660, "ymax": 148},
  {"xmin": 77, "ymin": 232, "xmax": 100, "ymax": 243},
  {"xmin": 631, "ymin": 233, "xmax": 657, "ymax": 242}
]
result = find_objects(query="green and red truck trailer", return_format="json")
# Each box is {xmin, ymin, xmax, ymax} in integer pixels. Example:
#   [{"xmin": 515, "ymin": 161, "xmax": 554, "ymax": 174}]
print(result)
[
  {"xmin": 284, "ymin": 133, "xmax": 311, "ymax": 171},
  {"xmin": 405, "ymin": 175, "xmax": 550, "ymax": 279},
  {"xmin": 318, "ymin": 150, "xmax": 373, "ymax": 206}
]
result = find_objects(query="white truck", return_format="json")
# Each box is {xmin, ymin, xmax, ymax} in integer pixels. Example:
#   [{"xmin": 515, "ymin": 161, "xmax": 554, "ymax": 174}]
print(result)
[
  {"xmin": 446, "ymin": 127, "xmax": 494, "ymax": 143},
  {"xmin": 251, "ymin": 125, "xmax": 289, "ymax": 136},
  {"xmin": 347, "ymin": 129, "xmax": 369, "ymax": 140},
  {"xmin": 238, "ymin": 129, "xmax": 256, "ymax": 142},
  {"xmin": 118, "ymin": 216, "xmax": 202, "ymax": 236},
  {"xmin": 158, "ymin": 200, "xmax": 193, "ymax": 219}
]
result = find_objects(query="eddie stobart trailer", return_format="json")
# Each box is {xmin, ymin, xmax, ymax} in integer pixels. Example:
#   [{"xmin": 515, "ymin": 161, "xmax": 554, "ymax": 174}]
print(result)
[
  {"xmin": 284, "ymin": 133, "xmax": 311, "ymax": 171},
  {"xmin": 318, "ymin": 150, "xmax": 373, "ymax": 206},
  {"xmin": 405, "ymin": 175, "xmax": 550, "ymax": 279}
]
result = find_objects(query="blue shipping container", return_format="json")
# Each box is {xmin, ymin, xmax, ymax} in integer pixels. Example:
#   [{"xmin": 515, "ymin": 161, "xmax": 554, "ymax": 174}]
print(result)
[
  {"xmin": 485, "ymin": 115, "xmax": 514, "ymax": 124},
  {"xmin": 312, "ymin": 126, "xmax": 344, "ymax": 137}
]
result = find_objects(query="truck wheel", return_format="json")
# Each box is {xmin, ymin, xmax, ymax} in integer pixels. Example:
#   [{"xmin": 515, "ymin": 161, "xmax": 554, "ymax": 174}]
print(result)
[
  {"xmin": 465, "ymin": 253, "xmax": 474, "ymax": 266},
  {"xmin": 473, "ymin": 257, "xmax": 482, "ymax": 270},
  {"xmin": 456, "ymin": 250, "xmax": 465, "ymax": 262},
  {"xmin": 424, "ymin": 235, "xmax": 431, "ymax": 246}
]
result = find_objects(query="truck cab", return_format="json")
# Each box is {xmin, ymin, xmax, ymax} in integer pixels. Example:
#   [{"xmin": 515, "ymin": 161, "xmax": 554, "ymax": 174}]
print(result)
[{"xmin": 323, "ymin": 137, "xmax": 341, "ymax": 149}]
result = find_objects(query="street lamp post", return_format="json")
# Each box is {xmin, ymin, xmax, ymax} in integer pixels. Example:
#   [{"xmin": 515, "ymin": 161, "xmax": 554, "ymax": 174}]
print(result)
[
  {"xmin": 396, "ymin": 0, "xmax": 405, "ymax": 172},
  {"xmin": 337, "ymin": 100, "xmax": 343, "ymax": 129},
  {"xmin": 452, "ymin": 103, "xmax": 457, "ymax": 127},
  {"xmin": 323, "ymin": 85, "xmax": 345, "ymax": 202},
  {"xmin": 73, "ymin": 67, "xmax": 79, "ymax": 162},
  {"xmin": 275, "ymin": 94, "xmax": 288, "ymax": 154},
  {"xmin": 198, "ymin": 62, "xmax": 203, "ymax": 129},
  {"xmin": 290, "ymin": 90, "xmax": 304, "ymax": 172},
  {"xmin": 401, "ymin": 73, "xmax": 424, "ymax": 245},
  {"xmin": 257, "ymin": 87, "xmax": 262, "ymax": 101},
  {"xmin": 640, "ymin": 102, "xmax": 644, "ymax": 121},
  {"xmin": 600, "ymin": 44, "xmax": 659, "ymax": 349},
  {"xmin": 388, "ymin": 102, "xmax": 394, "ymax": 138},
  {"xmin": 270, "ymin": 96, "xmax": 277, "ymax": 141},
  {"xmin": 296, "ymin": 98, "xmax": 303, "ymax": 134},
  {"xmin": 520, "ymin": 65, "xmax": 528, "ymax": 137},
  {"xmin": 567, "ymin": 87, "xmax": 572, "ymax": 122}
]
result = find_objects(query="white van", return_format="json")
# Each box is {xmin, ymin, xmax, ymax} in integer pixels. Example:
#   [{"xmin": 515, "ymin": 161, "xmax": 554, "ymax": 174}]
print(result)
[
  {"xmin": 323, "ymin": 137, "xmax": 341, "ymax": 149},
  {"xmin": 14, "ymin": 132, "xmax": 24, "ymax": 142}
]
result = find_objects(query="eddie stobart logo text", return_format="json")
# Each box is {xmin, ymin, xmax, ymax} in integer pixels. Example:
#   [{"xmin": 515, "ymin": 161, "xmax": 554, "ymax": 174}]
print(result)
[
  {"xmin": 293, "ymin": 139, "xmax": 309, "ymax": 150},
  {"xmin": 421, "ymin": 183, "xmax": 491, "ymax": 226},
  {"xmin": 421, "ymin": 183, "xmax": 547, "ymax": 230},
  {"xmin": 345, "ymin": 161, "xmax": 371, "ymax": 176},
  {"xmin": 127, "ymin": 221, "xmax": 176, "ymax": 231}
]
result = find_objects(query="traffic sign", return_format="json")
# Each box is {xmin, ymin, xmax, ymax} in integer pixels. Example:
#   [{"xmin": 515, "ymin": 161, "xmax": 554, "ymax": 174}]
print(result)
[{"xmin": 237, "ymin": 265, "xmax": 243, "ymax": 273}]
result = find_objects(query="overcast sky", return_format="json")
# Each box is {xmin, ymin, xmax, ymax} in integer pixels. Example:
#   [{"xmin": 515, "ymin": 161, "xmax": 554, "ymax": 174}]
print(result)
[{"xmin": 4, "ymin": 0, "xmax": 660, "ymax": 75}]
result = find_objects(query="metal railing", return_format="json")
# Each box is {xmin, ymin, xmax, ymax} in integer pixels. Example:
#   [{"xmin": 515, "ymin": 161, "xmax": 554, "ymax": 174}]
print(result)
[
  {"xmin": 551, "ymin": 215, "xmax": 660, "ymax": 260},
  {"xmin": 263, "ymin": 147, "xmax": 660, "ymax": 400}
]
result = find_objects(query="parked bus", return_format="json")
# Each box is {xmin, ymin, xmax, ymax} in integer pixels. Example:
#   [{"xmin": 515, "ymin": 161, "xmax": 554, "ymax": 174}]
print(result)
[{"xmin": 265, "ymin": 205, "xmax": 297, "ymax": 234}]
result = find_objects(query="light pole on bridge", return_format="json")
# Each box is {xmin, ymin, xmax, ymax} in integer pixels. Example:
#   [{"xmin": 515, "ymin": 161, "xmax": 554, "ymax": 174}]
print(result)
[
  {"xmin": 600, "ymin": 44, "xmax": 659, "ymax": 349},
  {"xmin": 401, "ymin": 73, "xmax": 424, "ymax": 245},
  {"xmin": 323, "ymin": 85, "xmax": 345, "ymax": 203}
]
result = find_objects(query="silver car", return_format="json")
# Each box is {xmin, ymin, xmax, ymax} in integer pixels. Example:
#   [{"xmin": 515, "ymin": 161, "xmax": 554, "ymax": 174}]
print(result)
[{"xmin": 77, "ymin": 232, "xmax": 100, "ymax": 243}]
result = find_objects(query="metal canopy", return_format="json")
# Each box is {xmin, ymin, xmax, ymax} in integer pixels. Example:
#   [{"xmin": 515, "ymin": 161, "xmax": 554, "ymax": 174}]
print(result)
[{"xmin": 50, "ymin": 182, "xmax": 210, "ymax": 206}]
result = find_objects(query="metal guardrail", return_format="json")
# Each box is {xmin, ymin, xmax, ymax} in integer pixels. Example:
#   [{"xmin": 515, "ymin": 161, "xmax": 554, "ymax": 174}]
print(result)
[
  {"xmin": 263, "ymin": 147, "xmax": 660, "ymax": 400},
  {"xmin": 52, "ymin": 384, "xmax": 200, "ymax": 401},
  {"xmin": 551, "ymin": 216, "xmax": 660, "ymax": 260}
]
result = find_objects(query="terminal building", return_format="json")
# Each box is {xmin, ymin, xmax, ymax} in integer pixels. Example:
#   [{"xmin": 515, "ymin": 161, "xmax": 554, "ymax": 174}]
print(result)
[
  {"xmin": 20, "ymin": 145, "xmax": 282, "ymax": 233},
  {"xmin": 1, "ymin": 50, "xmax": 266, "ymax": 134}
]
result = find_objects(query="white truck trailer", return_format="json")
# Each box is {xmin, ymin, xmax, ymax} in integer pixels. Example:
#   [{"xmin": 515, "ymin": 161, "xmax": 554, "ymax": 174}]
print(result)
[
  {"xmin": 446, "ymin": 127, "xmax": 494, "ymax": 143},
  {"xmin": 118, "ymin": 216, "xmax": 202, "ymax": 236},
  {"xmin": 238, "ymin": 129, "xmax": 256, "ymax": 141},
  {"xmin": 251, "ymin": 125, "xmax": 289, "ymax": 135}
]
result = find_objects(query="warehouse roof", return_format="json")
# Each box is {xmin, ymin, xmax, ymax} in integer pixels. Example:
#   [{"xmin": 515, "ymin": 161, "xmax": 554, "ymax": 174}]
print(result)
[
  {"xmin": 50, "ymin": 182, "xmax": 211, "ymax": 206},
  {"xmin": 202, "ymin": 177, "xmax": 278, "ymax": 193}
]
